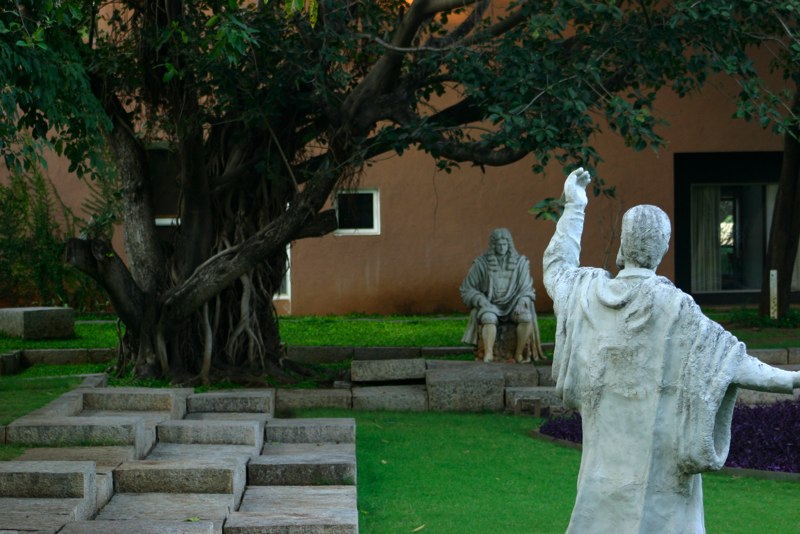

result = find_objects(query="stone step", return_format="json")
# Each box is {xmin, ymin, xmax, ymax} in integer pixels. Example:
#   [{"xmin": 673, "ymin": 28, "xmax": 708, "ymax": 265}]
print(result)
[
  {"xmin": 0, "ymin": 498, "xmax": 91, "ymax": 533},
  {"xmin": 5, "ymin": 416, "xmax": 153, "ymax": 459},
  {"xmin": 0, "ymin": 306, "xmax": 74, "ymax": 339},
  {"xmin": 95, "ymin": 492, "xmax": 235, "ymax": 534},
  {"xmin": 146, "ymin": 443, "xmax": 261, "ymax": 463},
  {"xmin": 504, "ymin": 386, "xmax": 563, "ymax": 415},
  {"xmin": 81, "ymin": 387, "xmax": 192, "ymax": 419},
  {"xmin": 352, "ymin": 385, "xmax": 427, "ymax": 411},
  {"xmin": 60, "ymin": 519, "xmax": 216, "ymax": 534},
  {"xmin": 249, "ymin": 443, "xmax": 357, "ymax": 486},
  {"xmin": 425, "ymin": 359, "xmax": 541, "ymax": 387},
  {"xmin": 158, "ymin": 419, "xmax": 263, "ymax": 448},
  {"xmin": 225, "ymin": 486, "xmax": 358, "ymax": 534},
  {"xmin": 265, "ymin": 418, "xmax": 355, "ymax": 444},
  {"xmin": 0, "ymin": 461, "xmax": 96, "ymax": 521},
  {"xmin": 426, "ymin": 363, "xmax": 506, "ymax": 412},
  {"xmin": 187, "ymin": 390, "xmax": 275, "ymax": 416},
  {"xmin": 113, "ymin": 458, "xmax": 247, "ymax": 504},
  {"xmin": 275, "ymin": 389, "xmax": 352, "ymax": 413},
  {"xmin": 350, "ymin": 358, "xmax": 426, "ymax": 382},
  {"xmin": 184, "ymin": 412, "xmax": 272, "ymax": 425}
]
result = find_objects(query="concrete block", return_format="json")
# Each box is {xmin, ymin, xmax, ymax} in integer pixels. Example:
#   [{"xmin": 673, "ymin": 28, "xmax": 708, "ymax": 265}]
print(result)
[
  {"xmin": 353, "ymin": 346, "xmax": 421, "ymax": 361},
  {"xmin": 285, "ymin": 345, "xmax": 354, "ymax": 364},
  {"xmin": 80, "ymin": 372, "xmax": 109, "ymax": 388},
  {"xmin": 13, "ymin": 445, "xmax": 136, "ymax": 469},
  {"xmin": 96, "ymin": 471, "xmax": 115, "ymax": 511},
  {"xmin": 60, "ymin": 519, "xmax": 216, "ymax": 534},
  {"xmin": 351, "ymin": 358, "xmax": 426, "ymax": 382},
  {"xmin": 789, "ymin": 347, "xmax": 800, "ymax": 365},
  {"xmin": 24, "ymin": 391, "xmax": 83, "ymax": 417},
  {"xmin": 114, "ymin": 458, "xmax": 246, "ymax": 500},
  {"xmin": 266, "ymin": 418, "xmax": 356, "ymax": 444},
  {"xmin": 227, "ymin": 486, "xmax": 358, "ymax": 534},
  {"xmin": 750, "ymin": 348, "xmax": 788, "ymax": 365},
  {"xmin": 146, "ymin": 443, "xmax": 260, "ymax": 463},
  {"xmin": 0, "ymin": 461, "xmax": 95, "ymax": 499},
  {"xmin": 352, "ymin": 385, "xmax": 428, "ymax": 411},
  {"xmin": 426, "ymin": 364, "xmax": 505, "ymax": 412},
  {"xmin": 420, "ymin": 346, "xmax": 472, "ymax": 358},
  {"xmin": 505, "ymin": 387, "xmax": 563, "ymax": 413},
  {"xmin": 250, "ymin": 443, "xmax": 357, "ymax": 486},
  {"xmin": 0, "ymin": 306, "xmax": 74, "ymax": 339},
  {"xmin": 187, "ymin": 390, "xmax": 275, "ymax": 414},
  {"xmin": 276, "ymin": 389, "xmax": 352, "ymax": 413},
  {"xmin": 21, "ymin": 347, "xmax": 115, "ymax": 365},
  {"xmin": 158, "ymin": 419, "xmax": 262, "ymax": 447},
  {"xmin": 736, "ymin": 389, "xmax": 800, "ymax": 405},
  {"xmin": 0, "ymin": 498, "xmax": 88, "ymax": 532},
  {"xmin": 184, "ymin": 412, "xmax": 272, "ymax": 425},
  {"xmin": 536, "ymin": 365, "xmax": 556, "ymax": 387},
  {"xmin": 6, "ymin": 416, "xmax": 149, "ymax": 458},
  {"xmin": 81, "ymin": 388, "xmax": 188, "ymax": 419},
  {"xmin": 95, "ymin": 492, "xmax": 234, "ymax": 532}
]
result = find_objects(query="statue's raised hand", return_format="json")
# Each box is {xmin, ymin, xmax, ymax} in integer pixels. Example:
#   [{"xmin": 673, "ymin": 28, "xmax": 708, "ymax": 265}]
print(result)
[{"xmin": 564, "ymin": 167, "xmax": 592, "ymax": 208}]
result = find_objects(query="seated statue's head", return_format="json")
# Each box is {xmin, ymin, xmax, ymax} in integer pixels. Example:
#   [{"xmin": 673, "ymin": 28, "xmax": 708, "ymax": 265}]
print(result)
[
  {"xmin": 616, "ymin": 205, "xmax": 671, "ymax": 271},
  {"xmin": 487, "ymin": 228, "xmax": 520, "ymax": 262}
]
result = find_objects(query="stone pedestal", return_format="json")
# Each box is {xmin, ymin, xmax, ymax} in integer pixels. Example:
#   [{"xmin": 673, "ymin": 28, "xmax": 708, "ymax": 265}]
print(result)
[{"xmin": 474, "ymin": 321, "xmax": 535, "ymax": 363}]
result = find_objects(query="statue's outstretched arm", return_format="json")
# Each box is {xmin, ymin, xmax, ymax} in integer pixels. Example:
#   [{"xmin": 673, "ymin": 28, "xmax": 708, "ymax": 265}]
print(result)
[
  {"xmin": 542, "ymin": 168, "xmax": 591, "ymax": 308},
  {"xmin": 734, "ymin": 354, "xmax": 800, "ymax": 392}
]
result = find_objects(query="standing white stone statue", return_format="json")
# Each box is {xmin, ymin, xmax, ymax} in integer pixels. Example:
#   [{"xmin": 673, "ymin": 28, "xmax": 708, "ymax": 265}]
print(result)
[
  {"xmin": 543, "ymin": 167, "xmax": 800, "ymax": 533},
  {"xmin": 461, "ymin": 228, "xmax": 544, "ymax": 363}
]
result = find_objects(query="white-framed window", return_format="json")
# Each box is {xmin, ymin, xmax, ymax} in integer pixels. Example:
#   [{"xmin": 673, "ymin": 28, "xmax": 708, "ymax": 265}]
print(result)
[
  {"xmin": 274, "ymin": 244, "xmax": 291, "ymax": 300},
  {"xmin": 334, "ymin": 189, "xmax": 380, "ymax": 235}
]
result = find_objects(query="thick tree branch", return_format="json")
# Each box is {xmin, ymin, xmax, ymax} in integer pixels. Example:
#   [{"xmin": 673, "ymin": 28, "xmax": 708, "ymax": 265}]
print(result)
[
  {"xmin": 292, "ymin": 210, "xmax": 338, "ymax": 240},
  {"xmin": 66, "ymin": 238, "xmax": 145, "ymax": 333}
]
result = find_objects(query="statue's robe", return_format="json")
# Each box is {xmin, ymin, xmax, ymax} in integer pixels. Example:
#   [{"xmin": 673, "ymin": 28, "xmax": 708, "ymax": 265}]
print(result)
[
  {"xmin": 460, "ymin": 252, "xmax": 543, "ymax": 360},
  {"xmin": 543, "ymin": 200, "xmax": 793, "ymax": 534}
]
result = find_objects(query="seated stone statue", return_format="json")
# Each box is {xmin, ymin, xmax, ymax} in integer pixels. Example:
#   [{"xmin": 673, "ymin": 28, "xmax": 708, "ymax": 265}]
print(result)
[
  {"xmin": 544, "ymin": 167, "xmax": 800, "ymax": 533},
  {"xmin": 460, "ymin": 228, "xmax": 544, "ymax": 363}
]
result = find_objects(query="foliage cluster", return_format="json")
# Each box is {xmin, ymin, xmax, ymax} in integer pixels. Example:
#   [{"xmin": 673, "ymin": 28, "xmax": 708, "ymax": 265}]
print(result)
[{"xmin": 0, "ymin": 163, "xmax": 111, "ymax": 310}]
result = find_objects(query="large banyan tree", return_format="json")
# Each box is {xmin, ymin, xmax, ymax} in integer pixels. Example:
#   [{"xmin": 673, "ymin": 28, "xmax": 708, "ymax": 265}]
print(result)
[{"xmin": 2, "ymin": 1, "xmax": 799, "ymax": 382}]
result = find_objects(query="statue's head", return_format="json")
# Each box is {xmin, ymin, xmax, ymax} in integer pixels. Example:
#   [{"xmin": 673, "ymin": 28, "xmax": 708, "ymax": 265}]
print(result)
[
  {"xmin": 488, "ymin": 228, "xmax": 516, "ymax": 257},
  {"xmin": 616, "ymin": 205, "xmax": 671, "ymax": 270}
]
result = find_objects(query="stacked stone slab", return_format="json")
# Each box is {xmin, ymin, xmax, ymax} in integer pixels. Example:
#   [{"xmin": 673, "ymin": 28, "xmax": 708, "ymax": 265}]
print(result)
[
  {"xmin": 351, "ymin": 358, "xmax": 428, "ymax": 411},
  {"xmin": 0, "ymin": 306, "xmax": 75, "ymax": 339}
]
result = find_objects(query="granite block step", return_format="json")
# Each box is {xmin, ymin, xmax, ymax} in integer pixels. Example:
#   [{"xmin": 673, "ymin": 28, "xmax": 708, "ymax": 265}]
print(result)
[
  {"xmin": 426, "ymin": 364, "xmax": 505, "ymax": 412},
  {"xmin": 350, "ymin": 358, "xmax": 426, "ymax": 382},
  {"xmin": 113, "ymin": 458, "xmax": 247, "ymax": 503},
  {"xmin": 0, "ymin": 498, "xmax": 89, "ymax": 533},
  {"xmin": 275, "ymin": 389, "xmax": 352, "ymax": 413},
  {"xmin": 5, "ymin": 416, "xmax": 152, "ymax": 459},
  {"xmin": 184, "ymin": 412, "xmax": 272, "ymax": 425},
  {"xmin": 265, "ymin": 418, "xmax": 355, "ymax": 444},
  {"xmin": 225, "ymin": 485, "xmax": 358, "ymax": 534},
  {"xmin": 187, "ymin": 390, "xmax": 275, "ymax": 415},
  {"xmin": 146, "ymin": 442, "xmax": 261, "ymax": 463},
  {"xmin": 249, "ymin": 443, "xmax": 356, "ymax": 486},
  {"xmin": 81, "ymin": 387, "xmax": 192, "ymax": 419},
  {"xmin": 352, "ymin": 385, "xmax": 427, "ymax": 411},
  {"xmin": 0, "ymin": 306, "xmax": 74, "ymax": 339},
  {"xmin": 60, "ymin": 519, "xmax": 216, "ymax": 534},
  {"xmin": 158, "ymin": 419, "xmax": 263, "ymax": 448},
  {"xmin": 95, "ymin": 492, "xmax": 235, "ymax": 534}
]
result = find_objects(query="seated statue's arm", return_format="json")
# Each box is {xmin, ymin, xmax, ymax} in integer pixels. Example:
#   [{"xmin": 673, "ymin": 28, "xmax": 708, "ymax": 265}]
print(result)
[
  {"xmin": 543, "ymin": 168, "xmax": 592, "ymax": 308},
  {"xmin": 734, "ymin": 355, "xmax": 800, "ymax": 392}
]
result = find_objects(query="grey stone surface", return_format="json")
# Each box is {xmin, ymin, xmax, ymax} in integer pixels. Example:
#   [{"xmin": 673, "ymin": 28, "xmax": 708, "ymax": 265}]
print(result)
[
  {"xmin": 97, "ymin": 471, "xmax": 115, "ymax": 511},
  {"xmin": 266, "ymin": 418, "xmax": 356, "ymax": 444},
  {"xmin": 352, "ymin": 385, "xmax": 427, "ymax": 411},
  {"xmin": 60, "ymin": 519, "xmax": 216, "ymax": 534},
  {"xmin": 736, "ymin": 388, "xmax": 800, "ymax": 405},
  {"xmin": 158, "ymin": 419, "xmax": 262, "ymax": 447},
  {"xmin": 187, "ymin": 390, "xmax": 275, "ymax": 414},
  {"xmin": 505, "ymin": 387, "xmax": 563, "ymax": 413},
  {"xmin": 184, "ymin": 412, "xmax": 272, "ymax": 425},
  {"xmin": 22, "ymin": 348, "xmax": 115, "ymax": 366},
  {"xmin": 535, "ymin": 365, "xmax": 556, "ymax": 387},
  {"xmin": 425, "ymin": 359, "xmax": 540, "ymax": 387},
  {"xmin": 0, "ymin": 461, "xmax": 95, "ymax": 499},
  {"xmin": 353, "ymin": 346, "xmax": 421, "ymax": 361},
  {"xmin": 250, "ymin": 443, "xmax": 356, "ymax": 486},
  {"xmin": 13, "ymin": 445, "xmax": 136, "ymax": 469},
  {"xmin": 80, "ymin": 372, "xmax": 110, "ymax": 387},
  {"xmin": 426, "ymin": 364, "xmax": 505, "ymax": 412},
  {"xmin": 81, "ymin": 387, "xmax": 189, "ymax": 419},
  {"xmin": 24, "ymin": 390, "xmax": 83, "ymax": 418},
  {"xmin": 95, "ymin": 492, "xmax": 234, "ymax": 533},
  {"xmin": 5, "ymin": 416, "xmax": 149, "ymax": 458},
  {"xmin": 749, "ymin": 348, "xmax": 788, "ymax": 365},
  {"xmin": 113, "ymin": 458, "xmax": 246, "ymax": 499},
  {"xmin": 146, "ymin": 443, "xmax": 260, "ymax": 463},
  {"xmin": 0, "ymin": 498, "xmax": 87, "ymax": 533},
  {"xmin": 285, "ymin": 345, "xmax": 354, "ymax": 364},
  {"xmin": 0, "ymin": 306, "xmax": 74, "ymax": 339},
  {"xmin": 227, "ymin": 486, "xmax": 358, "ymax": 534},
  {"xmin": 789, "ymin": 347, "xmax": 800, "ymax": 365},
  {"xmin": 420, "ymin": 346, "xmax": 472, "ymax": 358},
  {"xmin": 276, "ymin": 389, "xmax": 352, "ymax": 413},
  {"xmin": 350, "ymin": 358, "xmax": 426, "ymax": 382}
]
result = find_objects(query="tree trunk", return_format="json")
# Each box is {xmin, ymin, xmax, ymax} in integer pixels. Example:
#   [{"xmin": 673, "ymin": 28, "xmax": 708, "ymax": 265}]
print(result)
[{"xmin": 759, "ymin": 95, "xmax": 800, "ymax": 318}]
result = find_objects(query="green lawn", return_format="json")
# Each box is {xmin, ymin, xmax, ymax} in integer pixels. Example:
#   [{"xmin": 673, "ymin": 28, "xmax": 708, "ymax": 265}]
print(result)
[{"xmin": 298, "ymin": 409, "xmax": 800, "ymax": 534}]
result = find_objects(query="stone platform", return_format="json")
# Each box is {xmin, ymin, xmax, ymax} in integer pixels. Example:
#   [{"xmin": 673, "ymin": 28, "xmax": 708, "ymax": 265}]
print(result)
[{"xmin": 0, "ymin": 382, "xmax": 359, "ymax": 533}]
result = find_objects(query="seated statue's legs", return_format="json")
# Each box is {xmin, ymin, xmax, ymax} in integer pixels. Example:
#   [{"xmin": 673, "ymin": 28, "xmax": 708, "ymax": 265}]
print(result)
[
  {"xmin": 480, "ymin": 312, "xmax": 498, "ymax": 362},
  {"xmin": 515, "ymin": 321, "xmax": 533, "ymax": 363}
]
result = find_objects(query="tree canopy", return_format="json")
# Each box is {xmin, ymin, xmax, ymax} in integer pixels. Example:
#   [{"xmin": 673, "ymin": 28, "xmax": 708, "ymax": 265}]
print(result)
[{"xmin": 2, "ymin": 0, "xmax": 799, "ymax": 382}]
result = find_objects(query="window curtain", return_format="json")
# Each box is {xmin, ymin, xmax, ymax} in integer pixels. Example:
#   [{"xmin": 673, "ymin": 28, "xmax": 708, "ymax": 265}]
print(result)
[
  {"xmin": 691, "ymin": 186, "xmax": 721, "ymax": 291},
  {"xmin": 766, "ymin": 185, "xmax": 800, "ymax": 291}
]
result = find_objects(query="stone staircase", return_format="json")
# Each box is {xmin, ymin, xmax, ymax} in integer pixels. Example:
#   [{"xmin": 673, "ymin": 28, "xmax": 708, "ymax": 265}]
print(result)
[{"xmin": 0, "ymin": 381, "xmax": 358, "ymax": 533}]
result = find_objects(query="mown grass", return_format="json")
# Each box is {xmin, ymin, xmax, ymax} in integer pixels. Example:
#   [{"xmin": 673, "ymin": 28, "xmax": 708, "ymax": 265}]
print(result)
[
  {"xmin": 298, "ymin": 408, "xmax": 800, "ymax": 534},
  {"xmin": 0, "ymin": 322, "xmax": 120, "ymax": 352}
]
